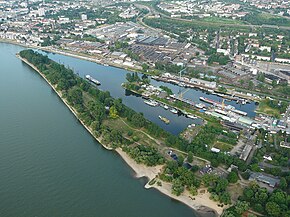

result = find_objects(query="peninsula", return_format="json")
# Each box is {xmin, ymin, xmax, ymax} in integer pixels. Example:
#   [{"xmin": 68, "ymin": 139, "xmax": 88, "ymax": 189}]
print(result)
[{"xmin": 18, "ymin": 49, "xmax": 224, "ymax": 216}]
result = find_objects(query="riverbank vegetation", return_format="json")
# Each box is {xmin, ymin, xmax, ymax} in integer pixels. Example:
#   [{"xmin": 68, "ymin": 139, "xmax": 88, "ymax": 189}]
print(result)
[{"xmin": 222, "ymin": 182, "xmax": 290, "ymax": 217}]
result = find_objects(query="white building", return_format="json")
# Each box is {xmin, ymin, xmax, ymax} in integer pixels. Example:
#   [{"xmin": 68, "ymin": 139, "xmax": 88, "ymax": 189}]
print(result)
[{"xmin": 81, "ymin": 14, "xmax": 87, "ymax": 20}]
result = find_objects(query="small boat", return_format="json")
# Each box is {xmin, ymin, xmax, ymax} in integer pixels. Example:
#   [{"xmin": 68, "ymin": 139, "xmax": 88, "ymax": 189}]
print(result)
[
  {"xmin": 144, "ymin": 100, "xmax": 159, "ymax": 107},
  {"xmin": 187, "ymin": 114, "xmax": 197, "ymax": 119},
  {"xmin": 170, "ymin": 108, "xmax": 178, "ymax": 114},
  {"xmin": 188, "ymin": 123, "xmax": 195, "ymax": 128},
  {"xmin": 85, "ymin": 75, "xmax": 101, "ymax": 85},
  {"xmin": 195, "ymin": 103, "xmax": 205, "ymax": 109},
  {"xmin": 159, "ymin": 115, "xmax": 170, "ymax": 124},
  {"xmin": 160, "ymin": 104, "xmax": 169, "ymax": 110},
  {"xmin": 180, "ymin": 110, "xmax": 188, "ymax": 116}
]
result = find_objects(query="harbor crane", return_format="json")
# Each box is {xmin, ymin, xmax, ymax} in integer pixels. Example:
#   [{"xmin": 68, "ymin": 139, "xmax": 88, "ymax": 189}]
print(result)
[
  {"xmin": 178, "ymin": 88, "xmax": 190, "ymax": 99},
  {"xmin": 179, "ymin": 67, "xmax": 187, "ymax": 79},
  {"xmin": 177, "ymin": 67, "xmax": 188, "ymax": 99}
]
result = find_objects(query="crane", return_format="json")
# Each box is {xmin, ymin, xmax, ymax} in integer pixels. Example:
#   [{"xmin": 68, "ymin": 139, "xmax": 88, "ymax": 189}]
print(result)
[
  {"xmin": 178, "ymin": 88, "xmax": 190, "ymax": 99},
  {"xmin": 222, "ymin": 99, "xmax": 225, "ymax": 110},
  {"xmin": 177, "ymin": 67, "xmax": 188, "ymax": 99},
  {"xmin": 179, "ymin": 67, "xmax": 187, "ymax": 80}
]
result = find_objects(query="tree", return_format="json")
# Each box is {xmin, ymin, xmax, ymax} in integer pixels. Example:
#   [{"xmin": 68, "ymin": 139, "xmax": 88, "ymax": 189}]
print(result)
[
  {"xmin": 248, "ymin": 80, "xmax": 254, "ymax": 90},
  {"xmin": 189, "ymin": 186, "xmax": 197, "ymax": 196},
  {"xmin": 220, "ymin": 192, "xmax": 231, "ymax": 204},
  {"xmin": 109, "ymin": 106, "xmax": 118, "ymax": 119},
  {"xmin": 222, "ymin": 211, "xmax": 236, "ymax": 217},
  {"xmin": 172, "ymin": 179, "xmax": 184, "ymax": 196},
  {"xmin": 177, "ymin": 155, "xmax": 184, "ymax": 166},
  {"xmin": 243, "ymin": 187, "xmax": 254, "ymax": 201},
  {"xmin": 257, "ymin": 73, "xmax": 265, "ymax": 82},
  {"xmin": 227, "ymin": 171, "xmax": 239, "ymax": 183},
  {"xmin": 265, "ymin": 201, "xmax": 280, "ymax": 217},
  {"xmin": 142, "ymin": 63, "xmax": 149, "ymax": 72},
  {"xmin": 187, "ymin": 151, "xmax": 193, "ymax": 163},
  {"xmin": 279, "ymin": 177, "xmax": 287, "ymax": 190},
  {"xmin": 269, "ymin": 190, "xmax": 287, "ymax": 205},
  {"xmin": 235, "ymin": 200, "xmax": 249, "ymax": 215},
  {"xmin": 68, "ymin": 88, "xmax": 83, "ymax": 105}
]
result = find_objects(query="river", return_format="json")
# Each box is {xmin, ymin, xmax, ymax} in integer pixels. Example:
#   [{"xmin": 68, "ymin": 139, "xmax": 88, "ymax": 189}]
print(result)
[{"xmin": 0, "ymin": 42, "xmax": 208, "ymax": 217}]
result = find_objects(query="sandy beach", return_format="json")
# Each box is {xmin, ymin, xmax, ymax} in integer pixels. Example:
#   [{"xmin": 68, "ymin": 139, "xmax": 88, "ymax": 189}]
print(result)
[
  {"xmin": 116, "ymin": 148, "xmax": 224, "ymax": 217},
  {"xmin": 18, "ymin": 53, "xmax": 225, "ymax": 217}
]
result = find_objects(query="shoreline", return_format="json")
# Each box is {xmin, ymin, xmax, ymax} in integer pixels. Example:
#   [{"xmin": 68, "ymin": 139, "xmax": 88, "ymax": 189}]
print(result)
[
  {"xmin": 17, "ymin": 53, "xmax": 223, "ymax": 217},
  {"xmin": 116, "ymin": 148, "xmax": 223, "ymax": 217}
]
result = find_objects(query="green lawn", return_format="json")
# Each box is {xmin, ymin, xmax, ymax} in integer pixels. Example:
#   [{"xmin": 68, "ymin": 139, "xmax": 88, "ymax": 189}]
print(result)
[{"xmin": 213, "ymin": 141, "xmax": 234, "ymax": 152}]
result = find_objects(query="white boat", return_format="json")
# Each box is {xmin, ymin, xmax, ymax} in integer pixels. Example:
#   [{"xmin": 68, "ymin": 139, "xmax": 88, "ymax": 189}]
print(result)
[
  {"xmin": 187, "ymin": 114, "xmax": 197, "ymax": 119},
  {"xmin": 170, "ymin": 108, "xmax": 178, "ymax": 114},
  {"xmin": 162, "ymin": 104, "xmax": 169, "ymax": 110},
  {"xmin": 144, "ymin": 100, "xmax": 159, "ymax": 107},
  {"xmin": 85, "ymin": 75, "xmax": 101, "ymax": 85},
  {"xmin": 195, "ymin": 103, "xmax": 205, "ymax": 109}
]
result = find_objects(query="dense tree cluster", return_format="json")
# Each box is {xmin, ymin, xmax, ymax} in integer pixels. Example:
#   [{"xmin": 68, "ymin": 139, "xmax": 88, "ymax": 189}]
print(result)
[
  {"xmin": 242, "ymin": 12, "xmax": 290, "ymax": 27},
  {"xmin": 240, "ymin": 183, "xmax": 290, "ymax": 217},
  {"xmin": 123, "ymin": 145, "xmax": 164, "ymax": 166},
  {"xmin": 160, "ymin": 161, "xmax": 201, "ymax": 196},
  {"xmin": 154, "ymin": 62, "xmax": 183, "ymax": 74},
  {"xmin": 202, "ymin": 174, "xmax": 231, "ymax": 205},
  {"xmin": 207, "ymin": 53, "xmax": 230, "ymax": 65}
]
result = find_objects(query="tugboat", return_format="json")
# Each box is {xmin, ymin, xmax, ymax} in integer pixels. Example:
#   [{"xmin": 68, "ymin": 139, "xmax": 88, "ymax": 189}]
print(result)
[
  {"xmin": 159, "ymin": 115, "xmax": 170, "ymax": 124},
  {"xmin": 85, "ymin": 75, "xmax": 101, "ymax": 85}
]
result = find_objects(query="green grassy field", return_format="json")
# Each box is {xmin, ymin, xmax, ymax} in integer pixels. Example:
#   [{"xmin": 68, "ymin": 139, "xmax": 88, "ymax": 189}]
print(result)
[
  {"xmin": 256, "ymin": 101, "xmax": 281, "ymax": 118},
  {"xmin": 213, "ymin": 141, "xmax": 234, "ymax": 152}
]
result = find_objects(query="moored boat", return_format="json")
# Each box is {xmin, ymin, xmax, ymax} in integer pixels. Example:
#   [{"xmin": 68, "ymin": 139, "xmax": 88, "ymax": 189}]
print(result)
[
  {"xmin": 144, "ymin": 100, "xmax": 159, "ymax": 107},
  {"xmin": 187, "ymin": 114, "xmax": 197, "ymax": 119},
  {"xmin": 85, "ymin": 75, "xmax": 101, "ymax": 85},
  {"xmin": 170, "ymin": 108, "xmax": 178, "ymax": 114},
  {"xmin": 160, "ymin": 104, "xmax": 169, "ymax": 110},
  {"xmin": 159, "ymin": 115, "xmax": 170, "ymax": 124}
]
